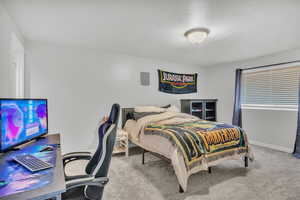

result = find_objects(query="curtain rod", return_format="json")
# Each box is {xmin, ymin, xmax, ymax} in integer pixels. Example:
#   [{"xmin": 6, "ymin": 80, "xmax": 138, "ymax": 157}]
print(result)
[{"xmin": 242, "ymin": 60, "xmax": 300, "ymax": 71}]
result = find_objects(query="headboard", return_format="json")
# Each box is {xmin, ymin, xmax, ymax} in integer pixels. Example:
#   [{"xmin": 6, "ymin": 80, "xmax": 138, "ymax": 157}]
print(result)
[
  {"xmin": 121, "ymin": 108, "xmax": 135, "ymax": 128},
  {"xmin": 121, "ymin": 104, "xmax": 172, "ymax": 128}
]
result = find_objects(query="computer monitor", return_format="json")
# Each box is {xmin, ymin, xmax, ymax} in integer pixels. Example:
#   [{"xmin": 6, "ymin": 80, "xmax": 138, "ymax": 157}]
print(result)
[{"xmin": 0, "ymin": 99, "xmax": 48, "ymax": 152}]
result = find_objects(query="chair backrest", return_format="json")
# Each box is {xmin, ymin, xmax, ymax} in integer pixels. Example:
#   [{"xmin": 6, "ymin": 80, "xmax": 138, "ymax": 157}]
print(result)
[
  {"xmin": 85, "ymin": 103, "xmax": 120, "ymax": 176},
  {"xmin": 84, "ymin": 104, "xmax": 120, "ymax": 200}
]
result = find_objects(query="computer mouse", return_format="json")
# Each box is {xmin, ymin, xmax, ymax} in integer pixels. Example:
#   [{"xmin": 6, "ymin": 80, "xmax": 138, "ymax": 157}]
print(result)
[
  {"xmin": 0, "ymin": 180, "xmax": 8, "ymax": 188},
  {"xmin": 40, "ymin": 146, "xmax": 54, "ymax": 152}
]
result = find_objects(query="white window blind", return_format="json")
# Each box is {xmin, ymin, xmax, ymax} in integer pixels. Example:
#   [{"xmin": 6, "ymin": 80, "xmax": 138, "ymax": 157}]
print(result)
[{"xmin": 242, "ymin": 65, "xmax": 300, "ymax": 109}]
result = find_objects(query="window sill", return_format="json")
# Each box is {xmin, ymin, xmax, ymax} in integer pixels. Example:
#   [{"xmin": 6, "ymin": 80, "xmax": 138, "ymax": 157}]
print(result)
[{"xmin": 242, "ymin": 106, "xmax": 298, "ymax": 112}]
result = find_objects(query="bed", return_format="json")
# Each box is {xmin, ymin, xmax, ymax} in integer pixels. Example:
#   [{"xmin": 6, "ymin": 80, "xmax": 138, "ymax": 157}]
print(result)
[{"xmin": 122, "ymin": 106, "xmax": 253, "ymax": 192}]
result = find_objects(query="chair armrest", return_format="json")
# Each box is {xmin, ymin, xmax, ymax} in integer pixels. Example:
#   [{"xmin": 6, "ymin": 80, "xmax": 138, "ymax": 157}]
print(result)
[
  {"xmin": 66, "ymin": 175, "xmax": 109, "ymax": 190},
  {"xmin": 63, "ymin": 151, "xmax": 92, "ymax": 160},
  {"xmin": 65, "ymin": 174, "xmax": 93, "ymax": 182},
  {"xmin": 63, "ymin": 152, "xmax": 92, "ymax": 165}
]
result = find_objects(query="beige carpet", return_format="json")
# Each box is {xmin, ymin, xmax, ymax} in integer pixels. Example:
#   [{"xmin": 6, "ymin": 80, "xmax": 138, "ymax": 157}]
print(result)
[
  {"xmin": 102, "ymin": 145, "xmax": 300, "ymax": 200},
  {"xmin": 63, "ymin": 145, "xmax": 300, "ymax": 200}
]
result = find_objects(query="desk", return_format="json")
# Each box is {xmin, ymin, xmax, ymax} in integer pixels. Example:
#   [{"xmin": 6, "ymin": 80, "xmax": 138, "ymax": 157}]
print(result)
[{"xmin": 0, "ymin": 134, "xmax": 66, "ymax": 200}]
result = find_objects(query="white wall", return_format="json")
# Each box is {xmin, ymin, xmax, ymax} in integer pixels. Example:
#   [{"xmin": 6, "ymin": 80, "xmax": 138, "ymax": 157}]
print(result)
[
  {"xmin": 26, "ymin": 41, "xmax": 300, "ymax": 154},
  {"xmin": 202, "ymin": 49, "xmax": 300, "ymax": 153},
  {"xmin": 26, "ymin": 41, "xmax": 206, "ymax": 153},
  {"xmin": 0, "ymin": 4, "xmax": 24, "ymax": 97}
]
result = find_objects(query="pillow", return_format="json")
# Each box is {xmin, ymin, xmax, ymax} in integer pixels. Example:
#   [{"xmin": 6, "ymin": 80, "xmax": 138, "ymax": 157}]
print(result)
[
  {"xmin": 166, "ymin": 105, "xmax": 180, "ymax": 112},
  {"xmin": 133, "ymin": 112, "xmax": 162, "ymax": 120},
  {"xmin": 134, "ymin": 106, "xmax": 166, "ymax": 113},
  {"xmin": 161, "ymin": 104, "xmax": 171, "ymax": 108}
]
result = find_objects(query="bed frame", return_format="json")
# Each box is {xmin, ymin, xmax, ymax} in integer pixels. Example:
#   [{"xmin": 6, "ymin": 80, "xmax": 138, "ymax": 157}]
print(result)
[
  {"xmin": 122, "ymin": 108, "xmax": 135, "ymax": 128},
  {"xmin": 121, "ymin": 107, "xmax": 248, "ymax": 193}
]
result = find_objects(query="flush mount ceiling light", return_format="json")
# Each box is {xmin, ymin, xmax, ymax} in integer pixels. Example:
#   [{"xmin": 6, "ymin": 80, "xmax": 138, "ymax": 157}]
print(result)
[{"xmin": 184, "ymin": 28, "xmax": 210, "ymax": 44}]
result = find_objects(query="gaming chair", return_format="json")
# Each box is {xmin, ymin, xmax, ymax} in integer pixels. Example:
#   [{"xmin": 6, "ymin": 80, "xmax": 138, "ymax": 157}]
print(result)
[{"xmin": 62, "ymin": 104, "xmax": 120, "ymax": 200}]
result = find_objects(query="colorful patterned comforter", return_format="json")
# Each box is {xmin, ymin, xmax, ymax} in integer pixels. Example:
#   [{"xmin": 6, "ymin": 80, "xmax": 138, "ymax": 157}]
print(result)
[
  {"xmin": 144, "ymin": 118, "xmax": 249, "ymax": 170},
  {"xmin": 124, "ymin": 111, "xmax": 252, "ymax": 192}
]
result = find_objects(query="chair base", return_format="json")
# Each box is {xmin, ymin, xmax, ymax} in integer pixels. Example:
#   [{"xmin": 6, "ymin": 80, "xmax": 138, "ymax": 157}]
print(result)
[
  {"xmin": 84, "ymin": 185, "xmax": 104, "ymax": 200},
  {"xmin": 62, "ymin": 186, "xmax": 85, "ymax": 200}
]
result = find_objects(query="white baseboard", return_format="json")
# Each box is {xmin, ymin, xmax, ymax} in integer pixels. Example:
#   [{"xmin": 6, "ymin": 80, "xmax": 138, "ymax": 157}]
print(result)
[{"xmin": 250, "ymin": 140, "xmax": 293, "ymax": 153}]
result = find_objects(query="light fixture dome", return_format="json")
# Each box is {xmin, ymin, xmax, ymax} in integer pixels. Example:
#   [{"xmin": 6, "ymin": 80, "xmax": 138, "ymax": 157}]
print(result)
[{"xmin": 184, "ymin": 28, "xmax": 210, "ymax": 44}]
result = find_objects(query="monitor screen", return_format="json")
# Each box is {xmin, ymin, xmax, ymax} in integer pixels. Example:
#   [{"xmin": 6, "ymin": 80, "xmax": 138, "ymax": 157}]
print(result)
[{"xmin": 0, "ymin": 99, "xmax": 48, "ymax": 152}]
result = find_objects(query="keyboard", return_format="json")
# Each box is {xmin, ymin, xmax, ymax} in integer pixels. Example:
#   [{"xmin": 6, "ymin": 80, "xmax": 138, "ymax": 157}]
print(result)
[{"xmin": 13, "ymin": 154, "xmax": 53, "ymax": 172}]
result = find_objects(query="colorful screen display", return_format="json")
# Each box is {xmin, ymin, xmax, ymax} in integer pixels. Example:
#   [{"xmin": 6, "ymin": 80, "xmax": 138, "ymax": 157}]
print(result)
[{"xmin": 0, "ymin": 99, "xmax": 48, "ymax": 151}]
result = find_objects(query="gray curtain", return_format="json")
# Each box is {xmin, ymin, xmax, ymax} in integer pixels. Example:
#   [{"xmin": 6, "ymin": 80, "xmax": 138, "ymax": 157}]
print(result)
[
  {"xmin": 294, "ymin": 78, "xmax": 300, "ymax": 158},
  {"xmin": 232, "ymin": 69, "xmax": 243, "ymax": 127}
]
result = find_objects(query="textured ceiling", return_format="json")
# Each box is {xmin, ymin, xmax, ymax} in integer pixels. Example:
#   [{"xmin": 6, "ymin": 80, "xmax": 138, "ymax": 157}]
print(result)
[{"xmin": 2, "ymin": 0, "xmax": 300, "ymax": 66}]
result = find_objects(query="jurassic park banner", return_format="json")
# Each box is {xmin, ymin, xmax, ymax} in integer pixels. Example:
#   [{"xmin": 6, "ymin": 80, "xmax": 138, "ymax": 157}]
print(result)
[{"xmin": 158, "ymin": 69, "xmax": 197, "ymax": 94}]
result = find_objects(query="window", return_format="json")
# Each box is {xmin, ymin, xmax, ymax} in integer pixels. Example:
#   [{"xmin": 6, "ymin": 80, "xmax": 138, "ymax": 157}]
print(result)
[
  {"xmin": 241, "ymin": 64, "xmax": 300, "ymax": 111},
  {"xmin": 11, "ymin": 33, "xmax": 25, "ymax": 98}
]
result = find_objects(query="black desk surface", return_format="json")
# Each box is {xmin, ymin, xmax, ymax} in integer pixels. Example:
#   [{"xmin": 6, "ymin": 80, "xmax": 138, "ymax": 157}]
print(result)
[{"xmin": 0, "ymin": 134, "xmax": 66, "ymax": 200}]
